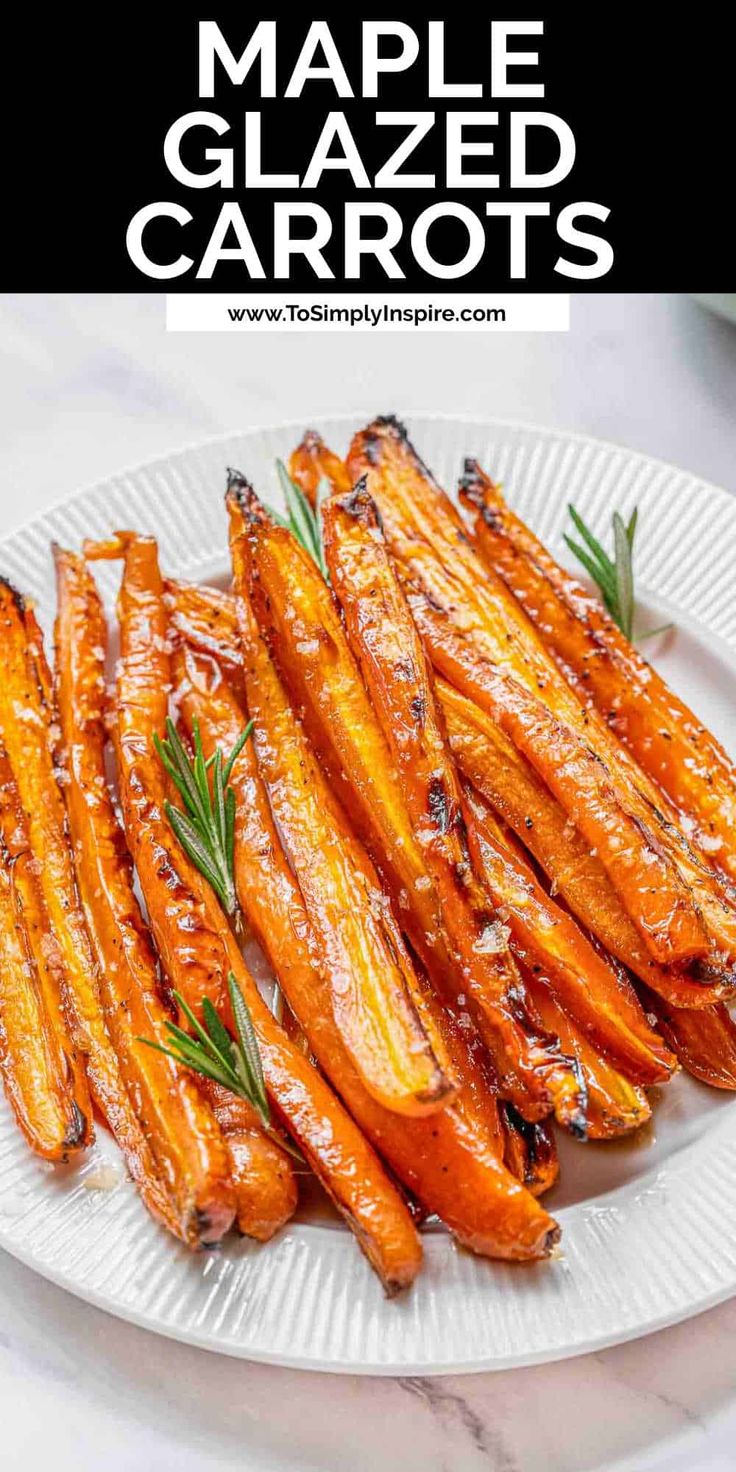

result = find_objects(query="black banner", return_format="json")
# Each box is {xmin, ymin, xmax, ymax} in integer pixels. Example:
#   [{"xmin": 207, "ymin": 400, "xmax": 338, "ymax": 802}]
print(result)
[{"xmin": 3, "ymin": 9, "xmax": 730, "ymax": 290}]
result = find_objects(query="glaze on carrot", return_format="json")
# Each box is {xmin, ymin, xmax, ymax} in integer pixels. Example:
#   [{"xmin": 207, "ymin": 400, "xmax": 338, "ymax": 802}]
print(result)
[
  {"xmin": 55, "ymin": 547, "xmax": 237, "ymax": 1245},
  {"xmin": 173, "ymin": 628, "xmax": 560, "ymax": 1261},
  {"xmin": 90, "ymin": 529, "xmax": 421, "ymax": 1289}
]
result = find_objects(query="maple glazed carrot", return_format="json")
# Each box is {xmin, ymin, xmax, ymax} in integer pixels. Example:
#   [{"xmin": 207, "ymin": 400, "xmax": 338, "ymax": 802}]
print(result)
[
  {"xmin": 0, "ymin": 578, "xmax": 190, "ymax": 1227},
  {"xmin": 289, "ymin": 429, "xmax": 353, "ymax": 504},
  {"xmin": 54, "ymin": 546, "xmax": 237, "ymax": 1245},
  {"xmin": 0, "ymin": 747, "xmax": 87, "ymax": 1161},
  {"xmin": 460, "ymin": 460, "xmax": 736, "ymax": 885},
  {"xmin": 161, "ymin": 572, "xmax": 729, "ymax": 1010},
  {"xmin": 227, "ymin": 478, "xmax": 455, "ymax": 1119},
  {"xmin": 323, "ymin": 484, "xmax": 588, "ymax": 1130},
  {"xmin": 346, "ymin": 421, "xmax": 710, "ymax": 969},
  {"xmin": 196, "ymin": 496, "xmax": 469, "ymax": 1012},
  {"xmin": 439, "ymin": 679, "xmax": 730, "ymax": 1007},
  {"xmin": 173, "ymin": 636, "xmax": 561, "ymax": 1260},
  {"xmin": 86, "ymin": 529, "xmax": 422, "ymax": 1288}
]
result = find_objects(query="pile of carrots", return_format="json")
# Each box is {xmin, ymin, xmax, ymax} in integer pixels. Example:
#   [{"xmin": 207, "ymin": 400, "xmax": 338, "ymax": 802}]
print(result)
[{"xmin": 1, "ymin": 415, "xmax": 735, "ymax": 1294}]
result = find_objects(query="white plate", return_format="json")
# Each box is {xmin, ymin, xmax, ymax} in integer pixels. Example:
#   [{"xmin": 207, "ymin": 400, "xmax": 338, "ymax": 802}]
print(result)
[{"xmin": 2, "ymin": 413, "xmax": 736, "ymax": 1376}]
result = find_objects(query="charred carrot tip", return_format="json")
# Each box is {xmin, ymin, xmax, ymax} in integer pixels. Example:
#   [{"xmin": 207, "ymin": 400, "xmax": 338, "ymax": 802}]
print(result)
[
  {"xmin": 226, "ymin": 466, "xmax": 255, "ymax": 496},
  {"xmin": 333, "ymin": 481, "xmax": 382, "ymax": 530},
  {"xmin": 0, "ymin": 574, "xmax": 26, "ymax": 612},
  {"xmin": 225, "ymin": 479, "xmax": 268, "ymax": 526},
  {"xmin": 300, "ymin": 429, "xmax": 327, "ymax": 451}
]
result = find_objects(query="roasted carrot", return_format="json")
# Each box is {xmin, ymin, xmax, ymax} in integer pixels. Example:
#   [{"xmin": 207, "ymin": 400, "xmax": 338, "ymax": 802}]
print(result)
[
  {"xmin": 358, "ymin": 526, "xmax": 705, "ymax": 967},
  {"xmin": 347, "ymin": 419, "xmax": 716, "ymax": 967},
  {"xmin": 0, "ymin": 742, "xmax": 91, "ymax": 1138},
  {"xmin": 316, "ymin": 479, "xmax": 674, "ymax": 1083},
  {"xmin": 162, "ymin": 573, "xmax": 727, "ymax": 1005},
  {"xmin": 0, "ymin": 580, "xmax": 114, "ymax": 1102},
  {"xmin": 54, "ymin": 547, "xmax": 237, "ymax": 1246},
  {"xmin": 0, "ymin": 873, "xmax": 81, "ymax": 1160},
  {"xmin": 348, "ymin": 419, "xmax": 736, "ymax": 966},
  {"xmin": 174, "ymin": 636, "xmax": 560, "ymax": 1261},
  {"xmin": 461, "ymin": 461, "xmax": 736, "ymax": 883},
  {"xmin": 161, "ymin": 575, "xmax": 729, "ymax": 1008},
  {"xmin": 440, "ymin": 678, "xmax": 730, "ymax": 1006},
  {"xmin": 427, "ymin": 599, "xmax": 734, "ymax": 983},
  {"xmin": 501, "ymin": 1107, "xmax": 560, "ymax": 1197},
  {"xmin": 460, "ymin": 466, "xmax": 736, "ymax": 960},
  {"xmin": 219, "ymin": 475, "xmax": 475, "ymax": 1020},
  {"xmin": 638, "ymin": 995, "xmax": 736, "ymax": 1091},
  {"xmin": 289, "ymin": 429, "xmax": 353, "ymax": 505},
  {"xmin": 164, "ymin": 579, "xmax": 243, "ymax": 692},
  {"xmin": 0, "ymin": 749, "xmax": 87, "ymax": 1160},
  {"xmin": 399, "ymin": 583, "xmax": 705, "ymax": 967},
  {"xmin": 167, "ymin": 556, "xmax": 736, "ymax": 983},
  {"xmin": 84, "ymin": 533, "xmax": 297, "ymax": 1245},
  {"xmin": 461, "ymin": 785, "xmax": 675, "ymax": 1083},
  {"xmin": 526, "ymin": 975, "xmax": 651, "ymax": 1139},
  {"xmin": 92, "ymin": 529, "xmax": 421, "ymax": 1289},
  {"xmin": 0, "ymin": 580, "xmax": 194, "ymax": 1231},
  {"xmin": 229, "ymin": 480, "xmax": 455, "ymax": 1119},
  {"xmin": 173, "ymin": 643, "xmax": 488, "ymax": 1117},
  {"xmin": 323, "ymin": 484, "xmax": 587, "ymax": 1131}
]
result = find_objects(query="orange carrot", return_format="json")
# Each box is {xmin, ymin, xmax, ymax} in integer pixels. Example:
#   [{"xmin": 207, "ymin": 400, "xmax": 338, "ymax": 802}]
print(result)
[
  {"xmin": 55, "ymin": 547, "xmax": 237, "ymax": 1245},
  {"xmin": 89, "ymin": 529, "xmax": 422, "ymax": 1289},
  {"xmin": 173, "ymin": 637, "xmax": 561, "ymax": 1260}
]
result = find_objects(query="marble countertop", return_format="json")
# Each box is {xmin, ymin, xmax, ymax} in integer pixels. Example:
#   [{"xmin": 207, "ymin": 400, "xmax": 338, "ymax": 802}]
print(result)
[{"xmin": 1, "ymin": 291, "xmax": 735, "ymax": 1472}]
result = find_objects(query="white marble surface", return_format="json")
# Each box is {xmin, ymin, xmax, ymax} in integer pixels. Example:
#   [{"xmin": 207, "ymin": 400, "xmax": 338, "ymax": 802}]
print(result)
[{"xmin": 1, "ymin": 290, "xmax": 736, "ymax": 1471}]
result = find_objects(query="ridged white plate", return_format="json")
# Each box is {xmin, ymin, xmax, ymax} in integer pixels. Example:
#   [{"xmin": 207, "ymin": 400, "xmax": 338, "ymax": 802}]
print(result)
[{"xmin": 2, "ymin": 413, "xmax": 736, "ymax": 1375}]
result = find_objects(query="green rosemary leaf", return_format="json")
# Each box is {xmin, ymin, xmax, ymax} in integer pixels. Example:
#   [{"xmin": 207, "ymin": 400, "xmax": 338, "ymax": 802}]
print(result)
[
  {"xmin": 164, "ymin": 801, "xmax": 228, "ymax": 909},
  {"xmin": 171, "ymin": 989, "xmax": 222, "ymax": 1061},
  {"xmin": 163, "ymin": 1036, "xmax": 234, "ymax": 1090},
  {"xmin": 613, "ymin": 512, "xmax": 634, "ymax": 640},
  {"xmin": 161, "ymin": 718, "xmax": 208, "ymax": 826},
  {"xmin": 227, "ymin": 971, "xmax": 270, "ymax": 1127},
  {"xmin": 136, "ymin": 1037, "xmax": 200, "ymax": 1069},
  {"xmin": 315, "ymin": 475, "xmax": 332, "ymax": 508},
  {"xmin": 277, "ymin": 460, "xmax": 320, "ymax": 563},
  {"xmin": 163, "ymin": 1019, "xmax": 211, "ymax": 1054},
  {"xmin": 166, "ymin": 1002, "xmax": 239, "ymax": 1091},
  {"xmin": 157, "ymin": 720, "xmax": 254, "ymax": 918},
  {"xmin": 154, "ymin": 1041, "xmax": 235, "ymax": 1094},
  {"xmin": 202, "ymin": 997, "xmax": 238, "ymax": 1071},
  {"xmin": 140, "ymin": 989, "xmax": 303, "ymax": 1162},
  {"xmin": 153, "ymin": 732, "xmax": 184, "ymax": 792},
  {"xmin": 626, "ymin": 506, "xmax": 639, "ymax": 549},
  {"xmin": 141, "ymin": 1017, "xmax": 236, "ymax": 1092},
  {"xmin": 568, "ymin": 505, "xmax": 615, "ymax": 581},
  {"xmin": 211, "ymin": 747, "xmax": 227, "ymax": 857},
  {"xmin": 261, "ymin": 500, "xmax": 291, "ymax": 530},
  {"xmin": 563, "ymin": 535, "xmax": 617, "ymax": 603},
  {"xmin": 270, "ymin": 462, "xmax": 330, "ymax": 581},
  {"xmin": 565, "ymin": 502, "xmax": 664, "ymax": 644},
  {"xmin": 637, "ymin": 622, "xmax": 674, "ymax": 642},
  {"xmin": 222, "ymin": 720, "xmax": 254, "ymax": 785},
  {"xmin": 155, "ymin": 734, "xmax": 204, "ymax": 825},
  {"xmin": 224, "ymin": 785, "xmax": 236, "ymax": 875},
  {"xmin": 314, "ymin": 475, "xmax": 332, "ymax": 580},
  {"xmin": 191, "ymin": 720, "xmax": 210, "ymax": 814}
]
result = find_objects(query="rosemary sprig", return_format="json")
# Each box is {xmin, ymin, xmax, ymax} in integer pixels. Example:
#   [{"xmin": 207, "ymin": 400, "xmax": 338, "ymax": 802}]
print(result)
[
  {"xmin": 151, "ymin": 721, "xmax": 299, "ymax": 1155},
  {"xmin": 138, "ymin": 974, "xmax": 301, "ymax": 1160},
  {"xmin": 264, "ymin": 461, "xmax": 330, "ymax": 580},
  {"xmin": 154, "ymin": 715, "xmax": 253, "ymax": 916},
  {"xmin": 565, "ymin": 504, "xmax": 671, "ymax": 643}
]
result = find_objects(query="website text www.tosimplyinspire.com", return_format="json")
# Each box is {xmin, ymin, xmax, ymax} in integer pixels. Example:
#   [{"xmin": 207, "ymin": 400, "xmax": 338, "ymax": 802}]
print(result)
[
  {"xmin": 232, "ymin": 301, "xmax": 504, "ymax": 325},
  {"xmin": 165, "ymin": 293, "xmax": 569, "ymax": 332}
]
